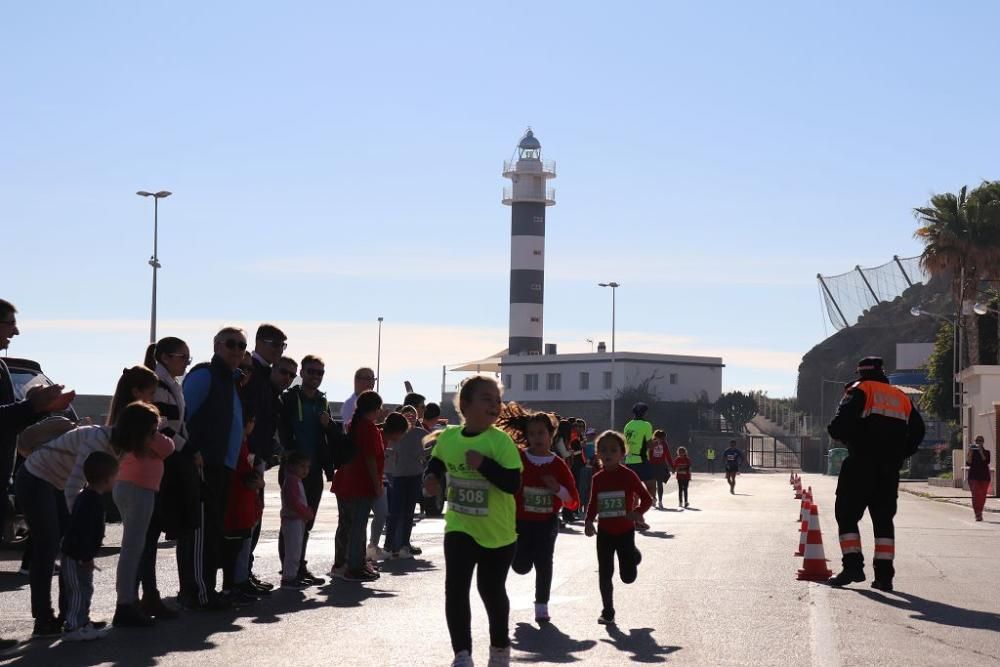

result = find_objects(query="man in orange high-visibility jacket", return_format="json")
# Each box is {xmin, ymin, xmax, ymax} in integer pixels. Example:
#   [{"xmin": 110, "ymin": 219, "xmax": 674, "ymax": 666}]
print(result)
[{"xmin": 826, "ymin": 357, "xmax": 925, "ymax": 591}]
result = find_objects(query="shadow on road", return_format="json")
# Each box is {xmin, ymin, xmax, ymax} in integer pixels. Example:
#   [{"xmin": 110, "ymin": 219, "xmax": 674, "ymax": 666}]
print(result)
[
  {"xmin": 511, "ymin": 621, "xmax": 597, "ymax": 663},
  {"xmin": 317, "ymin": 581, "xmax": 397, "ymax": 608},
  {"xmin": 680, "ymin": 507, "xmax": 701, "ymax": 512},
  {"xmin": 854, "ymin": 590, "xmax": 1000, "ymax": 631},
  {"xmin": 379, "ymin": 557, "xmax": 438, "ymax": 577},
  {"xmin": 0, "ymin": 571, "xmax": 27, "ymax": 594},
  {"xmin": 640, "ymin": 531, "xmax": 673, "ymax": 540},
  {"xmin": 600, "ymin": 625, "xmax": 681, "ymax": 663}
]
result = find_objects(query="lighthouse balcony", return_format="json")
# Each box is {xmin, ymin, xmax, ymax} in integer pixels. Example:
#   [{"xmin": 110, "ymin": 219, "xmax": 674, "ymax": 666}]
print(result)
[
  {"xmin": 502, "ymin": 160, "xmax": 557, "ymax": 179},
  {"xmin": 502, "ymin": 187, "xmax": 556, "ymax": 206}
]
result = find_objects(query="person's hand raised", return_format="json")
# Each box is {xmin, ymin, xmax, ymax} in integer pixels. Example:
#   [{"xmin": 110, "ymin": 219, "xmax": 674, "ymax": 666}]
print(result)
[{"xmin": 27, "ymin": 385, "xmax": 75, "ymax": 413}]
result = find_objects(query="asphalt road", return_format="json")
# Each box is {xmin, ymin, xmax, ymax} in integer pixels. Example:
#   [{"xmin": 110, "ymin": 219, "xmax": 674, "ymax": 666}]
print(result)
[{"xmin": 1, "ymin": 470, "xmax": 997, "ymax": 666}]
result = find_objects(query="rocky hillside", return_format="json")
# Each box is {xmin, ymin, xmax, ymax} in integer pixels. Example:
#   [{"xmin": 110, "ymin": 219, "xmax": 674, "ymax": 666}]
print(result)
[{"xmin": 796, "ymin": 276, "xmax": 952, "ymax": 419}]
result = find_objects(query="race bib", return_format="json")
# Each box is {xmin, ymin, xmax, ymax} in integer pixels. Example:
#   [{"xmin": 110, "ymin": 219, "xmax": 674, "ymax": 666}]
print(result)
[
  {"xmin": 522, "ymin": 486, "xmax": 554, "ymax": 514},
  {"xmin": 448, "ymin": 477, "xmax": 490, "ymax": 516},
  {"xmin": 597, "ymin": 490, "xmax": 627, "ymax": 519}
]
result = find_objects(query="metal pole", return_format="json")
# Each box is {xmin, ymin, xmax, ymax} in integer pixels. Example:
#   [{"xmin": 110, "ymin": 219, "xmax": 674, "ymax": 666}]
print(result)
[
  {"xmin": 855, "ymin": 265, "xmax": 880, "ymax": 302},
  {"xmin": 817, "ymin": 274, "xmax": 849, "ymax": 329},
  {"xmin": 376, "ymin": 317, "xmax": 383, "ymax": 393},
  {"xmin": 150, "ymin": 197, "xmax": 158, "ymax": 344},
  {"xmin": 893, "ymin": 255, "xmax": 914, "ymax": 288},
  {"xmin": 611, "ymin": 285, "xmax": 616, "ymax": 429}
]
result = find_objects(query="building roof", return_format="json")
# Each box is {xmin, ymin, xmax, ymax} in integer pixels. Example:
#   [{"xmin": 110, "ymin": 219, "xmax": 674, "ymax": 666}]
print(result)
[
  {"xmin": 518, "ymin": 129, "xmax": 541, "ymax": 151},
  {"xmin": 500, "ymin": 351, "xmax": 724, "ymax": 368}
]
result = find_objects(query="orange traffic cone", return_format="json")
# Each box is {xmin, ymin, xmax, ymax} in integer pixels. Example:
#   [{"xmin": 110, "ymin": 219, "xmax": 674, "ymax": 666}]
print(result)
[
  {"xmin": 794, "ymin": 478, "xmax": 802, "ymax": 500},
  {"xmin": 797, "ymin": 503, "xmax": 833, "ymax": 580},
  {"xmin": 794, "ymin": 509, "xmax": 809, "ymax": 556},
  {"xmin": 789, "ymin": 471, "xmax": 795, "ymax": 486},
  {"xmin": 796, "ymin": 488, "xmax": 811, "ymax": 521}
]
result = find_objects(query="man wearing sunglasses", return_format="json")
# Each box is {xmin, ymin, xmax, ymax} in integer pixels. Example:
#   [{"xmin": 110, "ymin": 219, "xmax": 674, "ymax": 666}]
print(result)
[
  {"xmin": 242, "ymin": 324, "xmax": 288, "ymax": 591},
  {"xmin": 278, "ymin": 355, "xmax": 333, "ymax": 585},
  {"xmin": 179, "ymin": 326, "xmax": 248, "ymax": 610}
]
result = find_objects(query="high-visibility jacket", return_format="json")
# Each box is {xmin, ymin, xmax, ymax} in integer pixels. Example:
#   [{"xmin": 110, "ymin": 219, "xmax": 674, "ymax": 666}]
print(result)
[{"xmin": 827, "ymin": 378, "xmax": 925, "ymax": 462}]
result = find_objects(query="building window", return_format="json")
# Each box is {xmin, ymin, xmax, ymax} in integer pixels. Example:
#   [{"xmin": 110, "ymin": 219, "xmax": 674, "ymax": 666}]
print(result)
[
  {"xmin": 524, "ymin": 374, "xmax": 539, "ymax": 391},
  {"xmin": 546, "ymin": 373, "xmax": 561, "ymax": 391},
  {"xmin": 503, "ymin": 374, "xmax": 512, "ymax": 389},
  {"xmin": 530, "ymin": 316, "xmax": 540, "ymax": 322},
  {"xmin": 580, "ymin": 372, "xmax": 590, "ymax": 390},
  {"xmin": 603, "ymin": 371, "xmax": 613, "ymax": 390},
  {"xmin": 669, "ymin": 373, "xmax": 679, "ymax": 385}
]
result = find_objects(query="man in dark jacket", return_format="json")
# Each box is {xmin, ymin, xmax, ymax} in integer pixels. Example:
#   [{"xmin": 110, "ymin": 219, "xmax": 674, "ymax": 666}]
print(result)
[
  {"xmin": 827, "ymin": 356, "xmax": 925, "ymax": 591},
  {"xmin": 180, "ymin": 326, "xmax": 246, "ymax": 609},
  {"xmin": 0, "ymin": 299, "xmax": 74, "ymax": 649},
  {"xmin": 241, "ymin": 324, "xmax": 288, "ymax": 590},
  {"xmin": 278, "ymin": 355, "xmax": 335, "ymax": 585}
]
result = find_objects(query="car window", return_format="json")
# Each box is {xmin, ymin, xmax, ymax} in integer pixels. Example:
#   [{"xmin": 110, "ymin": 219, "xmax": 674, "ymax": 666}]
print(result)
[{"xmin": 8, "ymin": 368, "xmax": 78, "ymax": 420}]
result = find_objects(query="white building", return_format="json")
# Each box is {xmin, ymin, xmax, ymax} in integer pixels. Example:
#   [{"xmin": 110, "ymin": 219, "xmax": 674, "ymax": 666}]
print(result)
[
  {"xmin": 500, "ymin": 348, "xmax": 723, "ymax": 405},
  {"xmin": 957, "ymin": 366, "xmax": 999, "ymax": 494}
]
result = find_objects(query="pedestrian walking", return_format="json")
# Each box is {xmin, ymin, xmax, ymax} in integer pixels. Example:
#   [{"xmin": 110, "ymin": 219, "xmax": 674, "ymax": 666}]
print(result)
[
  {"xmin": 722, "ymin": 440, "xmax": 743, "ymax": 494},
  {"xmin": 584, "ymin": 430, "xmax": 652, "ymax": 627},
  {"xmin": 673, "ymin": 446, "xmax": 692, "ymax": 508},
  {"xmin": 646, "ymin": 430, "xmax": 673, "ymax": 509},
  {"xmin": 967, "ymin": 435, "xmax": 992, "ymax": 522},
  {"xmin": 423, "ymin": 376, "xmax": 523, "ymax": 667},
  {"xmin": 827, "ymin": 357, "xmax": 925, "ymax": 592}
]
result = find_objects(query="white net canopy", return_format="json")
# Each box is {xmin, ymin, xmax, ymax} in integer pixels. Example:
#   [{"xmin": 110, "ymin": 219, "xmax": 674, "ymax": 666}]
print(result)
[{"xmin": 818, "ymin": 255, "xmax": 927, "ymax": 330}]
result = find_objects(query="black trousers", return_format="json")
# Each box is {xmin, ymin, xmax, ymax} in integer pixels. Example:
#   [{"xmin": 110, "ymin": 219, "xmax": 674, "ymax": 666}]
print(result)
[
  {"xmin": 277, "ymin": 463, "xmax": 324, "ymax": 572},
  {"xmin": 834, "ymin": 457, "xmax": 898, "ymax": 577},
  {"xmin": 200, "ymin": 464, "xmax": 231, "ymax": 595},
  {"xmin": 677, "ymin": 479, "xmax": 690, "ymax": 505},
  {"xmin": 512, "ymin": 516, "xmax": 559, "ymax": 604},
  {"xmin": 597, "ymin": 529, "xmax": 638, "ymax": 615},
  {"xmin": 15, "ymin": 468, "xmax": 68, "ymax": 620},
  {"xmin": 444, "ymin": 531, "xmax": 515, "ymax": 654}
]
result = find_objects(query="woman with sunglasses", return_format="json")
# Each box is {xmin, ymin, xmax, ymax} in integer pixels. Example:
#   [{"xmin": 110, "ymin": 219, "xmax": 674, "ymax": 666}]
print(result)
[{"xmin": 177, "ymin": 327, "xmax": 247, "ymax": 611}]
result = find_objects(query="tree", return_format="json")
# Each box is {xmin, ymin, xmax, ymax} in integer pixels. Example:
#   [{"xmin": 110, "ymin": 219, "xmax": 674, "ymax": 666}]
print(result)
[
  {"xmin": 914, "ymin": 181, "xmax": 1000, "ymax": 367},
  {"xmin": 714, "ymin": 391, "xmax": 758, "ymax": 434},
  {"xmin": 920, "ymin": 322, "xmax": 959, "ymax": 422}
]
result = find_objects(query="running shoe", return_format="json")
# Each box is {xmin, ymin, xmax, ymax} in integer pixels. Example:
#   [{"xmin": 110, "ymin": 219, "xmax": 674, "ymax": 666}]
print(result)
[
  {"xmin": 405, "ymin": 544, "xmax": 422, "ymax": 556},
  {"xmin": 329, "ymin": 564, "xmax": 347, "ymax": 580},
  {"xmin": 249, "ymin": 573, "xmax": 274, "ymax": 591},
  {"xmin": 62, "ymin": 623, "xmax": 110, "ymax": 642},
  {"xmin": 298, "ymin": 568, "xmax": 326, "ymax": 586},
  {"xmin": 280, "ymin": 578, "xmax": 310, "ymax": 590},
  {"xmin": 393, "ymin": 547, "xmax": 415, "ymax": 560},
  {"xmin": 343, "ymin": 568, "xmax": 379, "ymax": 582},
  {"xmin": 367, "ymin": 544, "xmax": 390, "ymax": 561},
  {"xmin": 451, "ymin": 650, "xmax": 474, "ymax": 667},
  {"xmin": 487, "ymin": 645, "xmax": 511, "ymax": 667},
  {"xmin": 112, "ymin": 603, "xmax": 155, "ymax": 628},
  {"xmin": 597, "ymin": 610, "xmax": 616, "ymax": 625}
]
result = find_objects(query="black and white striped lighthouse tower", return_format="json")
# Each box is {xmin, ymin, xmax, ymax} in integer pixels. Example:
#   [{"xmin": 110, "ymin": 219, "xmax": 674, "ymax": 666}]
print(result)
[{"xmin": 503, "ymin": 129, "xmax": 556, "ymax": 356}]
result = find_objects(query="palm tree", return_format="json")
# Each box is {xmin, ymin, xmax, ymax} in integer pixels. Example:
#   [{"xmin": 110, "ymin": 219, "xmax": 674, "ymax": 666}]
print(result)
[{"xmin": 914, "ymin": 181, "xmax": 1000, "ymax": 367}]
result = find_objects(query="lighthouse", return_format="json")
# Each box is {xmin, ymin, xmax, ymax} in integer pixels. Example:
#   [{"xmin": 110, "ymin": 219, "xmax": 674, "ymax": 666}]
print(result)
[{"xmin": 503, "ymin": 129, "xmax": 556, "ymax": 356}]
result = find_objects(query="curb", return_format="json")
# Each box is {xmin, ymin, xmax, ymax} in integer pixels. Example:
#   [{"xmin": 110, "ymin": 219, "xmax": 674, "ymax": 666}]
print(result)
[{"xmin": 899, "ymin": 486, "xmax": 1000, "ymax": 514}]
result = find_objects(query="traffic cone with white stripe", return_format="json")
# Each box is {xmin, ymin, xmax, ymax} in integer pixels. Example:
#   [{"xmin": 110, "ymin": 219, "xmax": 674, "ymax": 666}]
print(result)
[
  {"xmin": 796, "ymin": 488, "xmax": 811, "ymax": 522},
  {"xmin": 794, "ymin": 477, "xmax": 803, "ymax": 500},
  {"xmin": 794, "ymin": 497, "xmax": 810, "ymax": 556},
  {"xmin": 789, "ymin": 471, "xmax": 795, "ymax": 486},
  {"xmin": 797, "ymin": 503, "xmax": 833, "ymax": 580}
]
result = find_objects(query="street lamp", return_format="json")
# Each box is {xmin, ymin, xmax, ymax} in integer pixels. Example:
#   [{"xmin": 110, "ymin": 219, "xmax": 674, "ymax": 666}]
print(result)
[
  {"xmin": 136, "ymin": 190, "xmax": 172, "ymax": 344},
  {"xmin": 973, "ymin": 302, "xmax": 998, "ymax": 316},
  {"xmin": 586, "ymin": 338, "xmax": 594, "ymax": 353},
  {"xmin": 376, "ymin": 316, "xmax": 384, "ymax": 393},
  {"xmin": 598, "ymin": 282, "xmax": 620, "ymax": 428}
]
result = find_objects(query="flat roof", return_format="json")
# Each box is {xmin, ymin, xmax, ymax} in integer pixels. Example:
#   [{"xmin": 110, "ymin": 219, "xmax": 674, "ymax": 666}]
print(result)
[{"xmin": 500, "ymin": 351, "xmax": 724, "ymax": 368}]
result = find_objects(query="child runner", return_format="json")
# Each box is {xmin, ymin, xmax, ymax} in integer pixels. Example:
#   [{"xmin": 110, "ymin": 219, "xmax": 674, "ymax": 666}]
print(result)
[
  {"xmin": 622, "ymin": 403, "xmax": 654, "ymax": 488},
  {"xmin": 376, "ymin": 412, "xmax": 409, "ymax": 558},
  {"xmin": 584, "ymin": 430, "xmax": 652, "ymax": 626},
  {"xmin": 646, "ymin": 430, "xmax": 674, "ymax": 510},
  {"xmin": 60, "ymin": 452, "xmax": 118, "ymax": 641},
  {"xmin": 497, "ymin": 404, "xmax": 579, "ymax": 625},
  {"xmin": 280, "ymin": 450, "xmax": 316, "ymax": 588},
  {"xmin": 387, "ymin": 411, "xmax": 426, "ymax": 558},
  {"xmin": 673, "ymin": 446, "xmax": 692, "ymax": 508},
  {"xmin": 423, "ymin": 376, "xmax": 522, "ymax": 667},
  {"xmin": 722, "ymin": 439, "xmax": 744, "ymax": 494}
]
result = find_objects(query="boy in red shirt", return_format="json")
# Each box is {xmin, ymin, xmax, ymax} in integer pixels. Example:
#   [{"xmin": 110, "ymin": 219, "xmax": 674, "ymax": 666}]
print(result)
[
  {"xmin": 585, "ymin": 430, "xmax": 653, "ymax": 625},
  {"xmin": 499, "ymin": 406, "xmax": 580, "ymax": 625},
  {"xmin": 646, "ymin": 429, "xmax": 674, "ymax": 509}
]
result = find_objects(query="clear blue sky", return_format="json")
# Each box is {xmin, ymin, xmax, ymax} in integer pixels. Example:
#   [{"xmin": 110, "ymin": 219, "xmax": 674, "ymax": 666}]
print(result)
[{"xmin": 3, "ymin": 2, "xmax": 999, "ymax": 403}]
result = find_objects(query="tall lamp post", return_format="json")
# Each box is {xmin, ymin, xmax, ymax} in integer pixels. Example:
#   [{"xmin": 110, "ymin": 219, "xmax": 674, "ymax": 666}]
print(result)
[
  {"xmin": 376, "ymin": 316, "xmax": 384, "ymax": 393},
  {"xmin": 136, "ymin": 190, "xmax": 172, "ymax": 344},
  {"xmin": 599, "ymin": 282, "xmax": 620, "ymax": 428},
  {"xmin": 911, "ymin": 306, "xmax": 963, "ymax": 445}
]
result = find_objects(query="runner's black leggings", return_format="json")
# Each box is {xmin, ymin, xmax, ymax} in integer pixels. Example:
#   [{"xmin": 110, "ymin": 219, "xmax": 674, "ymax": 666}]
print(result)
[
  {"xmin": 512, "ymin": 517, "xmax": 559, "ymax": 603},
  {"xmin": 596, "ymin": 529, "xmax": 638, "ymax": 614},
  {"xmin": 677, "ymin": 479, "xmax": 689, "ymax": 505},
  {"xmin": 444, "ymin": 531, "xmax": 516, "ymax": 654}
]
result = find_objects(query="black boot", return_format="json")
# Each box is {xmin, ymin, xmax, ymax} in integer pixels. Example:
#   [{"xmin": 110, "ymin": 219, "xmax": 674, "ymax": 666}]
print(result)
[
  {"xmin": 828, "ymin": 553, "xmax": 864, "ymax": 587},
  {"xmin": 871, "ymin": 560, "xmax": 894, "ymax": 591}
]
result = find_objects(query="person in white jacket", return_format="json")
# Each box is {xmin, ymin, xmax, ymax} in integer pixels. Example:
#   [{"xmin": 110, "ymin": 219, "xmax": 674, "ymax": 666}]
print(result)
[{"xmin": 16, "ymin": 402, "xmax": 158, "ymax": 638}]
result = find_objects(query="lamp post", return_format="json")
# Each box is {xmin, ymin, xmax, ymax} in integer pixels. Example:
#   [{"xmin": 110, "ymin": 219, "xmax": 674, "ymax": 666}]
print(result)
[
  {"xmin": 376, "ymin": 316, "xmax": 384, "ymax": 393},
  {"xmin": 136, "ymin": 190, "xmax": 172, "ymax": 344},
  {"xmin": 911, "ymin": 306, "xmax": 964, "ymax": 446},
  {"xmin": 599, "ymin": 282, "xmax": 620, "ymax": 428}
]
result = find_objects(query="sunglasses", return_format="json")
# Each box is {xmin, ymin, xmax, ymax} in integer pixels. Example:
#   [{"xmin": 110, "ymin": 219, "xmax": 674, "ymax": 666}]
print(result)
[
  {"xmin": 166, "ymin": 353, "xmax": 192, "ymax": 364},
  {"xmin": 261, "ymin": 338, "xmax": 287, "ymax": 351},
  {"xmin": 223, "ymin": 339, "xmax": 248, "ymax": 351}
]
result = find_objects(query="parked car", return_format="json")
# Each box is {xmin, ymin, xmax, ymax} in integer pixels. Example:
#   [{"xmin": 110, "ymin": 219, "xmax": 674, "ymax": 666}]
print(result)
[{"xmin": 3, "ymin": 357, "xmax": 80, "ymax": 546}]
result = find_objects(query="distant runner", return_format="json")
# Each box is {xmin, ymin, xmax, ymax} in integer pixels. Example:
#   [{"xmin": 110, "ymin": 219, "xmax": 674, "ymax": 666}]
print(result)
[{"xmin": 722, "ymin": 440, "xmax": 743, "ymax": 494}]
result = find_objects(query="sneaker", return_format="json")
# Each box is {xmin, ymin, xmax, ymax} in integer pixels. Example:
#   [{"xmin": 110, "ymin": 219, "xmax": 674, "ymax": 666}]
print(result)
[
  {"xmin": 249, "ymin": 573, "xmax": 275, "ymax": 591},
  {"xmin": 367, "ymin": 544, "xmax": 390, "ymax": 561},
  {"xmin": 827, "ymin": 569, "xmax": 865, "ymax": 587},
  {"xmin": 237, "ymin": 580, "xmax": 271, "ymax": 597},
  {"xmin": 298, "ymin": 569, "xmax": 326, "ymax": 586},
  {"xmin": 329, "ymin": 564, "xmax": 347, "ymax": 580},
  {"xmin": 534, "ymin": 602, "xmax": 550, "ymax": 624},
  {"xmin": 112, "ymin": 603, "xmax": 155, "ymax": 628},
  {"xmin": 871, "ymin": 579, "xmax": 894, "ymax": 592},
  {"xmin": 31, "ymin": 617, "xmax": 63, "ymax": 639},
  {"xmin": 343, "ymin": 568, "xmax": 379, "ymax": 582},
  {"xmin": 684, "ymin": 503, "xmax": 689, "ymax": 508},
  {"xmin": 364, "ymin": 562, "xmax": 381, "ymax": 577},
  {"xmin": 223, "ymin": 588, "xmax": 260, "ymax": 606},
  {"xmin": 62, "ymin": 623, "xmax": 110, "ymax": 642},
  {"xmin": 597, "ymin": 610, "xmax": 616, "ymax": 625},
  {"xmin": 394, "ymin": 546, "xmax": 415, "ymax": 560},
  {"xmin": 487, "ymin": 645, "xmax": 511, "ymax": 667},
  {"xmin": 280, "ymin": 578, "xmax": 310, "ymax": 590},
  {"xmin": 405, "ymin": 544, "xmax": 422, "ymax": 556},
  {"xmin": 451, "ymin": 650, "xmax": 474, "ymax": 667},
  {"xmin": 140, "ymin": 592, "xmax": 179, "ymax": 620}
]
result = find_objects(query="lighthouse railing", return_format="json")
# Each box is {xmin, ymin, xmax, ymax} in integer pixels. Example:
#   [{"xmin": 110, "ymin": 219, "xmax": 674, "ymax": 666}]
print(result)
[{"xmin": 502, "ymin": 160, "xmax": 557, "ymax": 178}]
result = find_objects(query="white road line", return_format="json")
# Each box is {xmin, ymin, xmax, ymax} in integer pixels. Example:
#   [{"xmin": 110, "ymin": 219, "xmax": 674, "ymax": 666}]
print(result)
[{"xmin": 809, "ymin": 582, "xmax": 842, "ymax": 667}]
